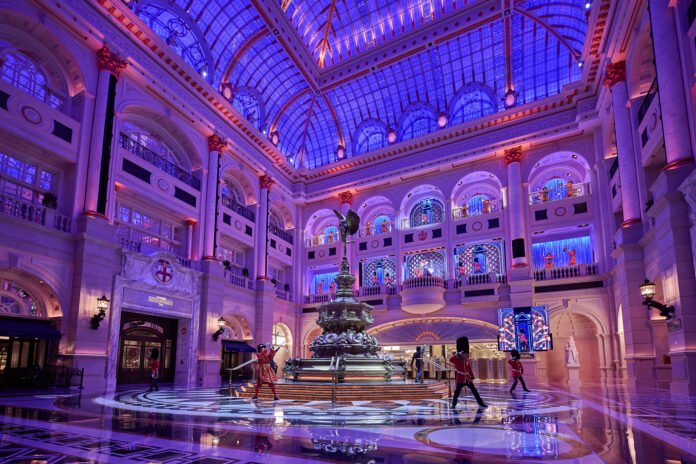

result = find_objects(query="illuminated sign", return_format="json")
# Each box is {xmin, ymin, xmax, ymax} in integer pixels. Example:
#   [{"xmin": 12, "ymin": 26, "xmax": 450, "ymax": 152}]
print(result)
[
  {"xmin": 498, "ymin": 306, "xmax": 552, "ymax": 352},
  {"xmin": 147, "ymin": 296, "xmax": 174, "ymax": 307}
]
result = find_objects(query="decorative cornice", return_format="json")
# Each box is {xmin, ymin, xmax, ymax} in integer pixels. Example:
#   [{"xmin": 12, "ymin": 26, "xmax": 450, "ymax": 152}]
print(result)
[
  {"xmin": 338, "ymin": 191, "xmax": 353, "ymax": 206},
  {"xmin": 504, "ymin": 147, "xmax": 523, "ymax": 166},
  {"xmin": 208, "ymin": 134, "xmax": 227, "ymax": 153},
  {"xmin": 97, "ymin": 45, "xmax": 128, "ymax": 79},
  {"xmin": 259, "ymin": 174, "xmax": 275, "ymax": 191},
  {"xmin": 603, "ymin": 61, "xmax": 626, "ymax": 88}
]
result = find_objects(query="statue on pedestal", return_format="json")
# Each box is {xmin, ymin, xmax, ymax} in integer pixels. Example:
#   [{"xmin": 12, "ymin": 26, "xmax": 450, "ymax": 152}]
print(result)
[{"xmin": 565, "ymin": 336, "xmax": 580, "ymax": 367}]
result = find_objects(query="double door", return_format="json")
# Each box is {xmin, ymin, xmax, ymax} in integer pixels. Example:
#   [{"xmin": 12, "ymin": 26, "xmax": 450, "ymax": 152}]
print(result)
[{"xmin": 117, "ymin": 313, "xmax": 176, "ymax": 384}]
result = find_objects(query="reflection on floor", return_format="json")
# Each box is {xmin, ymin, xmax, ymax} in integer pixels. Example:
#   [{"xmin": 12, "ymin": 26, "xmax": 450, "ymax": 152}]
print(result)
[{"xmin": 0, "ymin": 381, "xmax": 694, "ymax": 463}]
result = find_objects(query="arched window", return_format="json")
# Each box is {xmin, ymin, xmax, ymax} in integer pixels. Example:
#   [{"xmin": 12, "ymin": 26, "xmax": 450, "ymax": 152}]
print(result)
[
  {"xmin": 543, "ymin": 178, "xmax": 567, "ymax": 201},
  {"xmin": 400, "ymin": 107, "xmax": 437, "ymax": 142},
  {"xmin": 468, "ymin": 194, "xmax": 489, "ymax": 216},
  {"xmin": 137, "ymin": 3, "xmax": 211, "ymax": 80},
  {"xmin": 231, "ymin": 90, "xmax": 264, "ymax": 129},
  {"xmin": 406, "ymin": 251, "xmax": 446, "ymax": 278},
  {"xmin": 354, "ymin": 122, "xmax": 387, "ymax": 155},
  {"xmin": 450, "ymin": 86, "xmax": 496, "ymax": 126},
  {"xmin": 0, "ymin": 51, "xmax": 62, "ymax": 109},
  {"xmin": 0, "ymin": 279, "xmax": 38, "ymax": 316},
  {"xmin": 269, "ymin": 210, "xmax": 283, "ymax": 229},
  {"xmin": 323, "ymin": 225, "xmax": 338, "ymax": 243},
  {"xmin": 373, "ymin": 215, "xmax": 392, "ymax": 233},
  {"xmin": 409, "ymin": 199, "xmax": 444, "ymax": 227},
  {"xmin": 221, "ymin": 178, "xmax": 244, "ymax": 204},
  {"xmin": 121, "ymin": 121, "xmax": 181, "ymax": 168}
]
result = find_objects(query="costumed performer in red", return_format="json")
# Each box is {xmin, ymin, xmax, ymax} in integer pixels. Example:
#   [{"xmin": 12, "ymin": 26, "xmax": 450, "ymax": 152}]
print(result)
[
  {"xmin": 508, "ymin": 349, "xmax": 530, "ymax": 393},
  {"xmin": 252, "ymin": 343, "xmax": 280, "ymax": 401},
  {"xmin": 449, "ymin": 336, "xmax": 487, "ymax": 409}
]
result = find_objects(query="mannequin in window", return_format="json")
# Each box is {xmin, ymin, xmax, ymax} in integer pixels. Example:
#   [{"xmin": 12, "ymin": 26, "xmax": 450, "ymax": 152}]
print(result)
[
  {"xmin": 540, "ymin": 186, "xmax": 549, "ymax": 203},
  {"xmin": 413, "ymin": 266, "xmax": 424, "ymax": 278},
  {"xmin": 317, "ymin": 280, "xmax": 323, "ymax": 295},
  {"xmin": 473, "ymin": 258, "xmax": 484, "ymax": 274},
  {"xmin": 365, "ymin": 221, "xmax": 372, "ymax": 235},
  {"xmin": 385, "ymin": 273, "xmax": 393, "ymax": 286},
  {"xmin": 422, "ymin": 260, "xmax": 432, "ymax": 277},
  {"xmin": 313, "ymin": 233, "xmax": 319, "ymax": 245},
  {"xmin": 544, "ymin": 252, "xmax": 555, "ymax": 268},
  {"xmin": 460, "ymin": 204, "xmax": 469, "ymax": 218},
  {"xmin": 327, "ymin": 230, "xmax": 335, "ymax": 243},
  {"xmin": 329, "ymin": 281, "xmax": 336, "ymax": 293},
  {"xmin": 566, "ymin": 180, "xmax": 574, "ymax": 198},
  {"xmin": 564, "ymin": 248, "xmax": 577, "ymax": 266},
  {"xmin": 421, "ymin": 212, "xmax": 430, "ymax": 225},
  {"xmin": 456, "ymin": 260, "xmax": 466, "ymax": 278},
  {"xmin": 371, "ymin": 271, "xmax": 379, "ymax": 286},
  {"xmin": 482, "ymin": 199, "xmax": 491, "ymax": 214},
  {"xmin": 381, "ymin": 221, "xmax": 389, "ymax": 233}
]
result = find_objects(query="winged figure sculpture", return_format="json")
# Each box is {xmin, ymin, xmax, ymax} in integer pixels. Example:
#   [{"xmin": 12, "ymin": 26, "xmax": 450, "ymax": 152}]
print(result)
[{"xmin": 334, "ymin": 209, "xmax": 360, "ymax": 257}]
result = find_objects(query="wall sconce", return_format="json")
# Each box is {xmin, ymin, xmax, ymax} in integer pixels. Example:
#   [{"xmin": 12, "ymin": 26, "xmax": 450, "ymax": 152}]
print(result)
[
  {"xmin": 437, "ymin": 112, "xmax": 448, "ymax": 128},
  {"xmin": 387, "ymin": 128, "xmax": 397, "ymax": 144},
  {"xmin": 639, "ymin": 279, "xmax": 674, "ymax": 320},
  {"xmin": 90, "ymin": 295, "xmax": 110, "ymax": 330},
  {"xmin": 269, "ymin": 131, "xmax": 280, "ymax": 146},
  {"xmin": 212, "ymin": 317, "xmax": 226, "ymax": 341},
  {"xmin": 503, "ymin": 89, "xmax": 518, "ymax": 109},
  {"xmin": 336, "ymin": 144, "xmax": 346, "ymax": 160}
]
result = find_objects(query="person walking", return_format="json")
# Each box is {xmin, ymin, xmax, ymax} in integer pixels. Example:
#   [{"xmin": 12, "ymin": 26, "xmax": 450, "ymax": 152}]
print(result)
[
  {"xmin": 449, "ymin": 341, "xmax": 487, "ymax": 409},
  {"xmin": 508, "ymin": 350, "xmax": 530, "ymax": 393},
  {"xmin": 148, "ymin": 348, "xmax": 160, "ymax": 392},
  {"xmin": 252, "ymin": 344, "xmax": 280, "ymax": 401},
  {"xmin": 411, "ymin": 346, "xmax": 424, "ymax": 383}
]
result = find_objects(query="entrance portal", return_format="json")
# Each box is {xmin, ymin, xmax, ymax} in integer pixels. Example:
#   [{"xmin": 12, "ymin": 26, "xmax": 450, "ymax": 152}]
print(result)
[{"xmin": 117, "ymin": 312, "xmax": 177, "ymax": 384}]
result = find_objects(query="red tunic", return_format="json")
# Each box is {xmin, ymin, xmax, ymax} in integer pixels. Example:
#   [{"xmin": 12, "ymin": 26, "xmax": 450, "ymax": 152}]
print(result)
[
  {"xmin": 449, "ymin": 355, "xmax": 474, "ymax": 383},
  {"xmin": 256, "ymin": 350, "xmax": 277, "ymax": 383},
  {"xmin": 508, "ymin": 359, "xmax": 524, "ymax": 378}
]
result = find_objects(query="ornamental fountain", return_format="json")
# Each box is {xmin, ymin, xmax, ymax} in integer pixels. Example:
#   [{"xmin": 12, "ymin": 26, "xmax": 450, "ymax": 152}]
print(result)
[{"xmin": 283, "ymin": 209, "xmax": 406, "ymax": 382}]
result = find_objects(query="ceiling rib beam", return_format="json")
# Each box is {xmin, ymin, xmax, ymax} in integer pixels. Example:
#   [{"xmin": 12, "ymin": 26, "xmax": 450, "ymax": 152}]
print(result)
[
  {"xmin": 270, "ymin": 88, "xmax": 312, "ymax": 131},
  {"xmin": 317, "ymin": 0, "xmax": 338, "ymax": 69},
  {"xmin": 297, "ymin": 93, "xmax": 318, "ymax": 168},
  {"xmin": 513, "ymin": 7, "xmax": 582, "ymax": 60},
  {"xmin": 221, "ymin": 26, "xmax": 270, "ymax": 84}
]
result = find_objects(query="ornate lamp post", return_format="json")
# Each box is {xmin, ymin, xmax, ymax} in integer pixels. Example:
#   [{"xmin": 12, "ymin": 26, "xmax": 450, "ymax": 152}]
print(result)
[{"xmin": 639, "ymin": 279, "xmax": 674, "ymax": 320}]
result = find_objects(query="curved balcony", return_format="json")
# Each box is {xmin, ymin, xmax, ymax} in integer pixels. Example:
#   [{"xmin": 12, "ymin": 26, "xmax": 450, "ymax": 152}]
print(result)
[
  {"xmin": 400, "ymin": 276, "xmax": 446, "ymax": 314},
  {"xmin": 452, "ymin": 199, "xmax": 503, "ymax": 220},
  {"xmin": 533, "ymin": 263, "xmax": 599, "ymax": 281},
  {"xmin": 528, "ymin": 182, "xmax": 590, "ymax": 205},
  {"xmin": 358, "ymin": 222, "xmax": 394, "ymax": 237}
]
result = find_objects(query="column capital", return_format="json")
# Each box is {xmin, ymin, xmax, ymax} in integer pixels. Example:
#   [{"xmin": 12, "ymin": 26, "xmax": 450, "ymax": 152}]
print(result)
[
  {"xmin": 504, "ymin": 147, "xmax": 523, "ymax": 166},
  {"xmin": 259, "ymin": 174, "xmax": 274, "ymax": 191},
  {"xmin": 186, "ymin": 219, "xmax": 197, "ymax": 226},
  {"xmin": 208, "ymin": 134, "xmax": 227, "ymax": 153},
  {"xmin": 603, "ymin": 61, "xmax": 626, "ymax": 88},
  {"xmin": 97, "ymin": 45, "xmax": 128, "ymax": 79},
  {"xmin": 338, "ymin": 191, "xmax": 353, "ymax": 206}
]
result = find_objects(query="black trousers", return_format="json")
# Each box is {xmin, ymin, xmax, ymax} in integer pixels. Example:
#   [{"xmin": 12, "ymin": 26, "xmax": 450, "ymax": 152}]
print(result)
[
  {"xmin": 452, "ymin": 381, "xmax": 485, "ymax": 407},
  {"xmin": 511, "ymin": 376, "xmax": 528, "ymax": 391}
]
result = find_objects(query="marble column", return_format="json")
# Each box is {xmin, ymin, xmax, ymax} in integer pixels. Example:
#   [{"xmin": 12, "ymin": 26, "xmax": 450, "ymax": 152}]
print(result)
[
  {"xmin": 604, "ymin": 61, "xmax": 642, "ymax": 227},
  {"xmin": 256, "ymin": 174, "xmax": 274, "ymax": 279},
  {"xmin": 83, "ymin": 45, "xmax": 127, "ymax": 219},
  {"xmin": 649, "ymin": 0, "xmax": 694, "ymax": 168},
  {"xmin": 186, "ymin": 219, "xmax": 195, "ymax": 260},
  {"xmin": 505, "ymin": 147, "xmax": 529, "ymax": 269},
  {"xmin": 202, "ymin": 135, "xmax": 226, "ymax": 261}
]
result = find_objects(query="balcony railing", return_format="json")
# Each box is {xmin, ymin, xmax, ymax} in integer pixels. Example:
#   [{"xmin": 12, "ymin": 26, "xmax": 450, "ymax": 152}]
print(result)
[
  {"xmin": 637, "ymin": 78, "xmax": 658, "ymax": 125},
  {"xmin": 358, "ymin": 223, "xmax": 394, "ymax": 237},
  {"xmin": 119, "ymin": 238, "xmax": 199, "ymax": 270},
  {"xmin": 454, "ymin": 273, "xmax": 507, "ymax": 287},
  {"xmin": 226, "ymin": 272, "xmax": 255, "ymax": 290},
  {"xmin": 221, "ymin": 195, "xmax": 255, "ymax": 222},
  {"xmin": 1, "ymin": 196, "xmax": 72, "ymax": 233},
  {"xmin": 269, "ymin": 223, "xmax": 293, "ymax": 244},
  {"xmin": 533, "ymin": 263, "xmax": 600, "ymax": 281},
  {"xmin": 119, "ymin": 133, "xmax": 201, "ymax": 191},
  {"xmin": 304, "ymin": 293, "xmax": 331, "ymax": 304},
  {"xmin": 275, "ymin": 288, "xmax": 292, "ymax": 302},
  {"xmin": 402, "ymin": 276, "xmax": 445, "ymax": 289},
  {"xmin": 400, "ymin": 218, "xmax": 445, "ymax": 230},
  {"xmin": 452, "ymin": 199, "xmax": 503, "ymax": 220},
  {"xmin": 356, "ymin": 284, "xmax": 399, "ymax": 297},
  {"xmin": 306, "ymin": 233, "xmax": 340, "ymax": 247},
  {"xmin": 529, "ymin": 182, "xmax": 590, "ymax": 205}
]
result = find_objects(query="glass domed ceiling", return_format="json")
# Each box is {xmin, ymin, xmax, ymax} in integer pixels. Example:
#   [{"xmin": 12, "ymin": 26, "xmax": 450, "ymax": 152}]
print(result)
[{"xmin": 131, "ymin": 0, "xmax": 589, "ymax": 170}]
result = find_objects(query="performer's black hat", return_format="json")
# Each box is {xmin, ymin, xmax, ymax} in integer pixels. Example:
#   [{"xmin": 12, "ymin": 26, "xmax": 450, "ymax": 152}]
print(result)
[
  {"xmin": 456, "ymin": 336, "xmax": 469, "ymax": 355},
  {"xmin": 151, "ymin": 348, "xmax": 159, "ymax": 360},
  {"xmin": 256, "ymin": 344, "xmax": 266, "ymax": 352},
  {"xmin": 511, "ymin": 349, "xmax": 520, "ymax": 359}
]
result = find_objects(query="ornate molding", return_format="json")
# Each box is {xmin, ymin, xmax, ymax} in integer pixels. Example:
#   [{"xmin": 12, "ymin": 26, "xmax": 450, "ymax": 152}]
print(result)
[
  {"xmin": 259, "ymin": 174, "xmax": 274, "ymax": 191},
  {"xmin": 603, "ymin": 61, "xmax": 626, "ymax": 88},
  {"xmin": 338, "ymin": 191, "xmax": 353, "ymax": 206},
  {"xmin": 208, "ymin": 134, "xmax": 227, "ymax": 153},
  {"xmin": 504, "ymin": 147, "xmax": 523, "ymax": 166},
  {"xmin": 97, "ymin": 45, "xmax": 128, "ymax": 79}
]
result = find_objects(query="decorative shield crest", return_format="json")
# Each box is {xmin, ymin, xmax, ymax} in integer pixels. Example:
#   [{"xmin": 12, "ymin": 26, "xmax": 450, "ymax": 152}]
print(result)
[{"xmin": 153, "ymin": 259, "xmax": 174, "ymax": 284}]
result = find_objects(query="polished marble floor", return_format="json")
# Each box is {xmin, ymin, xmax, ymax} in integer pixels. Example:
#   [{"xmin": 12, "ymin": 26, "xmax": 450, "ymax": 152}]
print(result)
[{"xmin": 0, "ymin": 380, "xmax": 695, "ymax": 463}]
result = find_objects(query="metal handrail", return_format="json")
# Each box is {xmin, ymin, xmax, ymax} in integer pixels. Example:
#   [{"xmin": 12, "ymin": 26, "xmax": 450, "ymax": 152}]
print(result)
[{"xmin": 421, "ymin": 358, "xmax": 452, "ymax": 399}]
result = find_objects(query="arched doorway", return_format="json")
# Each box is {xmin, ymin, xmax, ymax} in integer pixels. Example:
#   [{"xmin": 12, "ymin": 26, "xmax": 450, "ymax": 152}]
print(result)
[
  {"xmin": 272, "ymin": 323, "xmax": 293, "ymax": 378},
  {"xmin": 117, "ymin": 314, "xmax": 177, "ymax": 384},
  {"xmin": 220, "ymin": 314, "xmax": 254, "ymax": 382},
  {"xmin": 547, "ymin": 313, "xmax": 601, "ymax": 384}
]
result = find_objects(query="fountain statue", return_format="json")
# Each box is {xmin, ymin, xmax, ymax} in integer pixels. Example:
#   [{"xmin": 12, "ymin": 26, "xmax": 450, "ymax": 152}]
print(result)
[{"xmin": 284, "ymin": 209, "xmax": 406, "ymax": 382}]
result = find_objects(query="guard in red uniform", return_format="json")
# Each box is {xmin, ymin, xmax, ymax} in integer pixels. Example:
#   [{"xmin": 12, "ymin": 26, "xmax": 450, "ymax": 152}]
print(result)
[
  {"xmin": 449, "ymin": 337, "xmax": 487, "ymax": 409},
  {"xmin": 252, "ymin": 344, "xmax": 279, "ymax": 400},
  {"xmin": 508, "ymin": 350, "xmax": 530, "ymax": 393}
]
